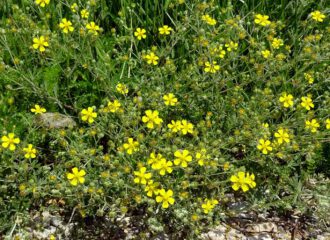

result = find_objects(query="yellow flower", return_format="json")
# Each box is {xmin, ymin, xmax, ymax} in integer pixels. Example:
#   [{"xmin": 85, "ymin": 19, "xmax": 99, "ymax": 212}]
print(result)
[
  {"xmin": 35, "ymin": 0, "xmax": 50, "ymax": 7},
  {"xmin": 49, "ymin": 234, "xmax": 56, "ymax": 240},
  {"xmin": 262, "ymin": 123, "xmax": 269, "ymax": 128},
  {"xmin": 279, "ymin": 93, "xmax": 294, "ymax": 108},
  {"xmin": 134, "ymin": 28, "xmax": 147, "ymax": 40},
  {"xmin": 305, "ymin": 119, "xmax": 320, "ymax": 133},
  {"xmin": 168, "ymin": 120, "xmax": 182, "ymax": 133},
  {"xmin": 1, "ymin": 133, "xmax": 20, "ymax": 151},
  {"xmin": 159, "ymin": 25, "xmax": 173, "ymax": 35},
  {"xmin": 23, "ymin": 144, "xmax": 37, "ymax": 159},
  {"xmin": 304, "ymin": 73, "xmax": 314, "ymax": 84},
  {"xmin": 271, "ymin": 38, "xmax": 284, "ymax": 49},
  {"xmin": 154, "ymin": 159, "xmax": 173, "ymax": 175},
  {"xmin": 310, "ymin": 11, "xmax": 326, "ymax": 22},
  {"xmin": 257, "ymin": 138, "xmax": 272, "ymax": 154},
  {"xmin": 276, "ymin": 53, "xmax": 286, "ymax": 61},
  {"xmin": 180, "ymin": 120, "xmax": 194, "ymax": 135},
  {"xmin": 105, "ymin": 100, "xmax": 121, "ymax": 113},
  {"xmin": 144, "ymin": 180, "xmax": 159, "ymax": 197},
  {"xmin": 201, "ymin": 14, "xmax": 217, "ymax": 26},
  {"xmin": 325, "ymin": 119, "xmax": 330, "ymax": 129},
  {"xmin": 261, "ymin": 50, "xmax": 271, "ymax": 59},
  {"xmin": 202, "ymin": 199, "xmax": 218, "ymax": 214},
  {"xmin": 174, "ymin": 149, "xmax": 192, "ymax": 168},
  {"xmin": 148, "ymin": 152, "xmax": 165, "ymax": 169},
  {"xmin": 225, "ymin": 41, "xmax": 238, "ymax": 51},
  {"xmin": 116, "ymin": 83, "xmax": 129, "ymax": 95},
  {"xmin": 67, "ymin": 167, "xmax": 86, "ymax": 186},
  {"xmin": 156, "ymin": 189, "xmax": 175, "ymax": 208},
  {"xmin": 196, "ymin": 149, "xmax": 210, "ymax": 166},
  {"xmin": 70, "ymin": 3, "xmax": 78, "ymax": 13},
  {"xmin": 86, "ymin": 21, "xmax": 100, "ymax": 35},
  {"xmin": 123, "ymin": 138, "xmax": 139, "ymax": 154},
  {"xmin": 81, "ymin": 107, "xmax": 97, "ymax": 123},
  {"xmin": 134, "ymin": 167, "xmax": 152, "ymax": 185},
  {"xmin": 142, "ymin": 110, "xmax": 163, "ymax": 129},
  {"xmin": 301, "ymin": 96, "xmax": 314, "ymax": 110},
  {"xmin": 59, "ymin": 18, "xmax": 74, "ymax": 33},
  {"xmin": 163, "ymin": 93, "xmax": 178, "ymax": 106},
  {"xmin": 218, "ymin": 46, "xmax": 226, "ymax": 58},
  {"xmin": 33, "ymin": 36, "xmax": 49, "ymax": 52},
  {"xmin": 223, "ymin": 162, "xmax": 230, "ymax": 171},
  {"xmin": 230, "ymin": 171, "xmax": 256, "ymax": 192},
  {"xmin": 145, "ymin": 52, "xmax": 159, "ymax": 65},
  {"xmin": 204, "ymin": 61, "xmax": 220, "ymax": 73},
  {"xmin": 274, "ymin": 128, "xmax": 290, "ymax": 144},
  {"xmin": 81, "ymin": 9, "xmax": 89, "ymax": 19},
  {"xmin": 31, "ymin": 104, "xmax": 46, "ymax": 114},
  {"xmin": 254, "ymin": 14, "xmax": 271, "ymax": 26}
]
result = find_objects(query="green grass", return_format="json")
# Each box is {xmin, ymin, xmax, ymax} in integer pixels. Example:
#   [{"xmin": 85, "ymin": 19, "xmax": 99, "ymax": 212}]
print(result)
[{"xmin": 0, "ymin": 0, "xmax": 329, "ymax": 239}]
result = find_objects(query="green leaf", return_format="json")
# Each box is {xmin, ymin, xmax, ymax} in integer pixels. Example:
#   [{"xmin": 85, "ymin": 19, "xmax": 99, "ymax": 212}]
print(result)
[{"xmin": 43, "ymin": 65, "xmax": 61, "ymax": 97}]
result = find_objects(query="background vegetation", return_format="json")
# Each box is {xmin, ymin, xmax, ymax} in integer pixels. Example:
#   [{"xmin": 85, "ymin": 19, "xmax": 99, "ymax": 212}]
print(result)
[{"xmin": 0, "ymin": 0, "xmax": 329, "ymax": 239}]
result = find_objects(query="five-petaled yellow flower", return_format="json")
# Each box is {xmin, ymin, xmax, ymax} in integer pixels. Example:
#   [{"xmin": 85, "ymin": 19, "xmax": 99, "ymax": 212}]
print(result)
[
  {"xmin": 180, "ymin": 120, "xmax": 194, "ymax": 135},
  {"xmin": 134, "ymin": 28, "xmax": 147, "ymax": 40},
  {"xmin": 310, "ymin": 11, "xmax": 326, "ymax": 22},
  {"xmin": 261, "ymin": 50, "xmax": 271, "ymax": 59},
  {"xmin": 86, "ymin": 21, "xmax": 100, "ymax": 35},
  {"xmin": 168, "ymin": 120, "xmax": 182, "ymax": 133},
  {"xmin": 274, "ymin": 128, "xmax": 290, "ymax": 144},
  {"xmin": 271, "ymin": 38, "xmax": 284, "ymax": 49},
  {"xmin": 59, "ymin": 18, "xmax": 74, "ymax": 33},
  {"xmin": 174, "ymin": 149, "xmax": 192, "ymax": 168},
  {"xmin": 204, "ymin": 61, "xmax": 220, "ymax": 73},
  {"xmin": 1, "ymin": 133, "xmax": 20, "ymax": 151},
  {"xmin": 163, "ymin": 93, "xmax": 178, "ymax": 106},
  {"xmin": 134, "ymin": 167, "xmax": 152, "ymax": 185},
  {"xmin": 230, "ymin": 171, "xmax": 256, "ymax": 192},
  {"xmin": 123, "ymin": 138, "xmax": 139, "ymax": 154},
  {"xmin": 33, "ymin": 36, "xmax": 49, "ymax": 52},
  {"xmin": 144, "ymin": 180, "xmax": 159, "ymax": 197},
  {"xmin": 279, "ymin": 93, "xmax": 294, "ymax": 108},
  {"xmin": 159, "ymin": 25, "xmax": 173, "ymax": 35},
  {"xmin": 116, "ymin": 83, "xmax": 129, "ymax": 95},
  {"xmin": 305, "ymin": 119, "xmax": 320, "ymax": 133},
  {"xmin": 23, "ymin": 144, "xmax": 37, "ymax": 159},
  {"xmin": 81, "ymin": 107, "xmax": 97, "ymax": 123},
  {"xmin": 156, "ymin": 189, "xmax": 175, "ymax": 208},
  {"xmin": 257, "ymin": 138, "xmax": 272, "ymax": 154},
  {"xmin": 145, "ymin": 52, "xmax": 159, "ymax": 65},
  {"xmin": 81, "ymin": 9, "xmax": 89, "ymax": 19},
  {"xmin": 35, "ymin": 0, "xmax": 50, "ymax": 7},
  {"xmin": 148, "ymin": 152, "xmax": 165, "ymax": 169},
  {"xmin": 105, "ymin": 100, "xmax": 121, "ymax": 113},
  {"xmin": 142, "ymin": 110, "xmax": 163, "ymax": 129},
  {"xmin": 154, "ymin": 159, "xmax": 173, "ymax": 175},
  {"xmin": 202, "ymin": 199, "xmax": 218, "ymax": 214},
  {"xmin": 301, "ymin": 96, "xmax": 314, "ymax": 110},
  {"xmin": 254, "ymin": 14, "xmax": 271, "ymax": 26},
  {"xmin": 31, "ymin": 104, "xmax": 46, "ymax": 114},
  {"xmin": 67, "ymin": 167, "xmax": 86, "ymax": 186}
]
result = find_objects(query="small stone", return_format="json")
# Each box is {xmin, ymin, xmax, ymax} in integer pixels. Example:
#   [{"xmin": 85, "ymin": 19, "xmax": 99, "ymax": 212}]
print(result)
[{"xmin": 36, "ymin": 112, "xmax": 76, "ymax": 129}]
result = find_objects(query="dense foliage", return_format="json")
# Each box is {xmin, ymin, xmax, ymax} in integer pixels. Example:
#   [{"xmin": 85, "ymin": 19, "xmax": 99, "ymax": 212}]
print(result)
[{"xmin": 0, "ymin": 0, "xmax": 329, "ymax": 239}]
